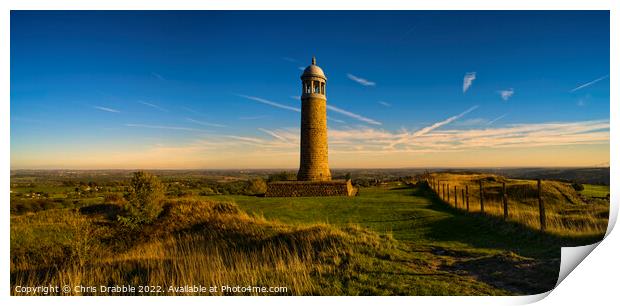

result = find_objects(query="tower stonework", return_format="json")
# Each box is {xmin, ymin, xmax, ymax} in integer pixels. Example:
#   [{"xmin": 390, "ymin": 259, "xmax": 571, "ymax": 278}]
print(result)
[
  {"xmin": 265, "ymin": 57, "xmax": 355, "ymax": 197},
  {"xmin": 297, "ymin": 57, "xmax": 332, "ymax": 181}
]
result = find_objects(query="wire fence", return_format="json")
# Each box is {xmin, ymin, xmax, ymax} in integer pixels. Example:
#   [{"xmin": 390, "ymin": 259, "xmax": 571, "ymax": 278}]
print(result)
[{"xmin": 424, "ymin": 174, "xmax": 607, "ymax": 236}]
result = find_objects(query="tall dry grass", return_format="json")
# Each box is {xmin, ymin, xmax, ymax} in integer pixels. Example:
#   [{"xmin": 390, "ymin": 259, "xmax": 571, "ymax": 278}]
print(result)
[
  {"xmin": 11, "ymin": 198, "xmax": 395, "ymax": 296},
  {"xmin": 428, "ymin": 173, "xmax": 608, "ymax": 236}
]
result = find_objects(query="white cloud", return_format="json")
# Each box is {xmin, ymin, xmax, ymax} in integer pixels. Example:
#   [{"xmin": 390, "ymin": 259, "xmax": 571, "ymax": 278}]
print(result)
[
  {"xmin": 111, "ymin": 119, "xmax": 607, "ymax": 169},
  {"xmin": 186, "ymin": 118, "xmax": 227, "ymax": 128},
  {"xmin": 326, "ymin": 104, "xmax": 382, "ymax": 125},
  {"xmin": 238, "ymin": 94, "xmax": 300, "ymax": 112},
  {"xmin": 463, "ymin": 72, "xmax": 476, "ymax": 93},
  {"xmin": 325, "ymin": 120, "xmax": 609, "ymax": 154},
  {"xmin": 93, "ymin": 106, "xmax": 120, "ymax": 113},
  {"xmin": 258, "ymin": 128, "xmax": 288, "ymax": 142},
  {"xmin": 498, "ymin": 88, "xmax": 514, "ymax": 101},
  {"xmin": 226, "ymin": 135, "xmax": 265, "ymax": 144},
  {"xmin": 347, "ymin": 73, "xmax": 376, "ymax": 87},
  {"xmin": 452, "ymin": 118, "xmax": 489, "ymax": 127},
  {"xmin": 282, "ymin": 57, "xmax": 298, "ymax": 63},
  {"xmin": 176, "ymin": 119, "xmax": 608, "ymax": 157},
  {"xmin": 239, "ymin": 115, "xmax": 268, "ymax": 120},
  {"xmin": 181, "ymin": 106, "xmax": 204, "ymax": 116},
  {"xmin": 151, "ymin": 72, "xmax": 165, "ymax": 81},
  {"xmin": 570, "ymin": 75, "xmax": 609, "ymax": 92},
  {"xmin": 239, "ymin": 94, "xmax": 370, "ymax": 125},
  {"xmin": 124, "ymin": 123, "xmax": 208, "ymax": 132},
  {"xmin": 487, "ymin": 114, "xmax": 507, "ymax": 125},
  {"xmin": 378, "ymin": 101, "xmax": 391, "ymax": 107},
  {"xmin": 138, "ymin": 100, "xmax": 168, "ymax": 112},
  {"xmin": 327, "ymin": 116, "xmax": 346, "ymax": 124},
  {"xmin": 412, "ymin": 105, "xmax": 479, "ymax": 137}
]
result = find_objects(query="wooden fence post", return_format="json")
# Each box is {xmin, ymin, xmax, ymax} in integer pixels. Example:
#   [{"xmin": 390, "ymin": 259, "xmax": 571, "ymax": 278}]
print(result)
[
  {"xmin": 466, "ymin": 185, "xmax": 469, "ymax": 212},
  {"xmin": 538, "ymin": 179, "xmax": 546, "ymax": 231},
  {"xmin": 442, "ymin": 184, "xmax": 445, "ymax": 200},
  {"xmin": 447, "ymin": 184, "xmax": 450, "ymax": 203},
  {"xmin": 454, "ymin": 186, "xmax": 457, "ymax": 207},
  {"xmin": 479, "ymin": 180, "xmax": 484, "ymax": 213},
  {"xmin": 502, "ymin": 182, "xmax": 508, "ymax": 220},
  {"xmin": 461, "ymin": 188, "xmax": 465, "ymax": 211}
]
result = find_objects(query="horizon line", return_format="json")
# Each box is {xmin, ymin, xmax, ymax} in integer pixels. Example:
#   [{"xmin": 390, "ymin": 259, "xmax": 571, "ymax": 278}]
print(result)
[{"xmin": 10, "ymin": 166, "xmax": 610, "ymax": 171}]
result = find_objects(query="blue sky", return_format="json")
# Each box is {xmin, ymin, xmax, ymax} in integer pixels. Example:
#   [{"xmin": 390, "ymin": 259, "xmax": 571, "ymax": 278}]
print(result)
[{"xmin": 10, "ymin": 11, "xmax": 610, "ymax": 169}]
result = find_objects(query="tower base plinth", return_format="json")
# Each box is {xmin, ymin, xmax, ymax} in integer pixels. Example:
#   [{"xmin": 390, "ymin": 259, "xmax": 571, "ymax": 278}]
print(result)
[{"xmin": 265, "ymin": 180, "xmax": 356, "ymax": 197}]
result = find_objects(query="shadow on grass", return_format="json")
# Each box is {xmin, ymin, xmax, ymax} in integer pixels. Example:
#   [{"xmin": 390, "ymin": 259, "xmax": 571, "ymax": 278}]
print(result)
[
  {"xmin": 79, "ymin": 203, "xmax": 121, "ymax": 221},
  {"xmin": 389, "ymin": 185, "xmax": 413, "ymax": 191},
  {"xmin": 414, "ymin": 183, "xmax": 603, "ymax": 257},
  {"xmin": 410, "ymin": 183, "xmax": 604, "ymax": 294}
]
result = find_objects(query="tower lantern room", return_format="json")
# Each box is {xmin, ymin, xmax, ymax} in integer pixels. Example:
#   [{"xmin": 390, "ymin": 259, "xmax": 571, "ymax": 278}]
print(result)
[{"xmin": 301, "ymin": 56, "xmax": 327, "ymax": 97}]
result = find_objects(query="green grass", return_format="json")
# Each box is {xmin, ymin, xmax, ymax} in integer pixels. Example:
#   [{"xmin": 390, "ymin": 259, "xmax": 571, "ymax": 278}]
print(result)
[
  {"xmin": 212, "ymin": 183, "xmax": 599, "ymax": 255},
  {"xmin": 11, "ymin": 186, "xmax": 77, "ymax": 194},
  {"xmin": 580, "ymin": 184, "xmax": 610, "ymax": 198},
  {"xmin": 205, "ymin": 182, "xmax": 605, "ymax": 294},
  {"xmin": 12, "ymin": 182, "xmax": 605, "ymax": 295}
]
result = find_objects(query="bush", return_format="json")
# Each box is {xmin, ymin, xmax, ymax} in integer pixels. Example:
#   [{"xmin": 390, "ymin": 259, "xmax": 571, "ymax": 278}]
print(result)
[
  {"xmin": 120, "ymin": 171, "xmax": 165, "ymax": 225},
  {"xmin": 198, "ymin": 187, "xmax": 215, "ymax": 196},
  {"xmin": 246, "ymin": 178, "xmax": 267, "ymax": 195},
  {"xmin": 267, "ymin": 171, "xmax": 296, "ymax": 182},
  {"xmin": 571, "ymin": 182, "xmax": 585, "ymax": 192},
  {"xmin": 104, "ymin": 193, "xmax": 126, "ymax": 205}
]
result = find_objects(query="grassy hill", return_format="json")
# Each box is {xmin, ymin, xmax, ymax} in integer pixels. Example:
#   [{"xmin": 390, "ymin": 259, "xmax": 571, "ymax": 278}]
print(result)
[
  {"xmin": 11, "ymin": 179, "xmax": 608, "ymax": 296},
  {"xmin": 427, "ymin": 173, "xmax": 609, "ymax": 236}
]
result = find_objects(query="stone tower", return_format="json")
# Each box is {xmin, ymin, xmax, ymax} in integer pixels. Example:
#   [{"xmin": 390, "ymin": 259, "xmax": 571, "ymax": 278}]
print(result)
[{"xmin": 297, "ymin": 57, "xmax": 332, "ymax": 181}]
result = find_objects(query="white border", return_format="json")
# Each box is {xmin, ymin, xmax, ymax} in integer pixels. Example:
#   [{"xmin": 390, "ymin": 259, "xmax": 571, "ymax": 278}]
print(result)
[{"xmin": 1, "ymin": 1, "xmax": 616, "ymax": 305}]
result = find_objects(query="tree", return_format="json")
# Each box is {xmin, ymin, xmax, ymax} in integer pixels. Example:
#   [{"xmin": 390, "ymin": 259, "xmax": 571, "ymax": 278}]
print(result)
[
  {"xmin": 121, "ymin": 171, "xmax": 165, "ymax": 225},
  {"xmin": 571, "ymin": 182, "xmax": 585, "ymax": 192},
  {"xmin": 246, "ymin": 178, "xmax": 267, "ymax": 195},
  {"xmin": 267, "ymin": 171, "xmax": 296, "ymax": 182}
]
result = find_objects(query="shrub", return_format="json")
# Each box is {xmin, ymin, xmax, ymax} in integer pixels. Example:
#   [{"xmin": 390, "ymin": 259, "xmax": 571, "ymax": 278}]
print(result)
[
  {"xmin": 246, "ymin": 178, "xmax": 267, "ymax": 195},
  {"xmin": 104, "ymin": 192, "xmax": 126, "ymax": 204},
  {"xmin": 198, "ymin": 187, "xmax": 215, "ymax": 196},
  {"xmin": 571, "ymin": 182, "xmax": 585, "ymax": 192},
  {"xmin": 267, "ymin": 171, "xmax": 296, "ymax": 182},
  {"xmin": 120, "ymin": 171, "xmax": 165, "ymax": 225}
]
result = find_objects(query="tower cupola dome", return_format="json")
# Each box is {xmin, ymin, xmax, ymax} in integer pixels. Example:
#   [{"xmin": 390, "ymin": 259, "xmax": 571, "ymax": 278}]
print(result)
[{"xmin": 301, "ymin": 56, "xmax": 327, "ymax": 80}]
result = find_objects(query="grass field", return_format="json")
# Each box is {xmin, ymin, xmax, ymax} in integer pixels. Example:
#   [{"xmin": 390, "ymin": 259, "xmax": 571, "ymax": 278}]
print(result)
[
  {"xmin": 210, "ymin": 181, "xmax": 603, "ymax": 293},
  {"xmin": 580, "ymin": 184, "xmax": 611, "ymax": 198},
  {"xmin": 10, "ymin": 177, "xmax": 608, "ymax": 296}
]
